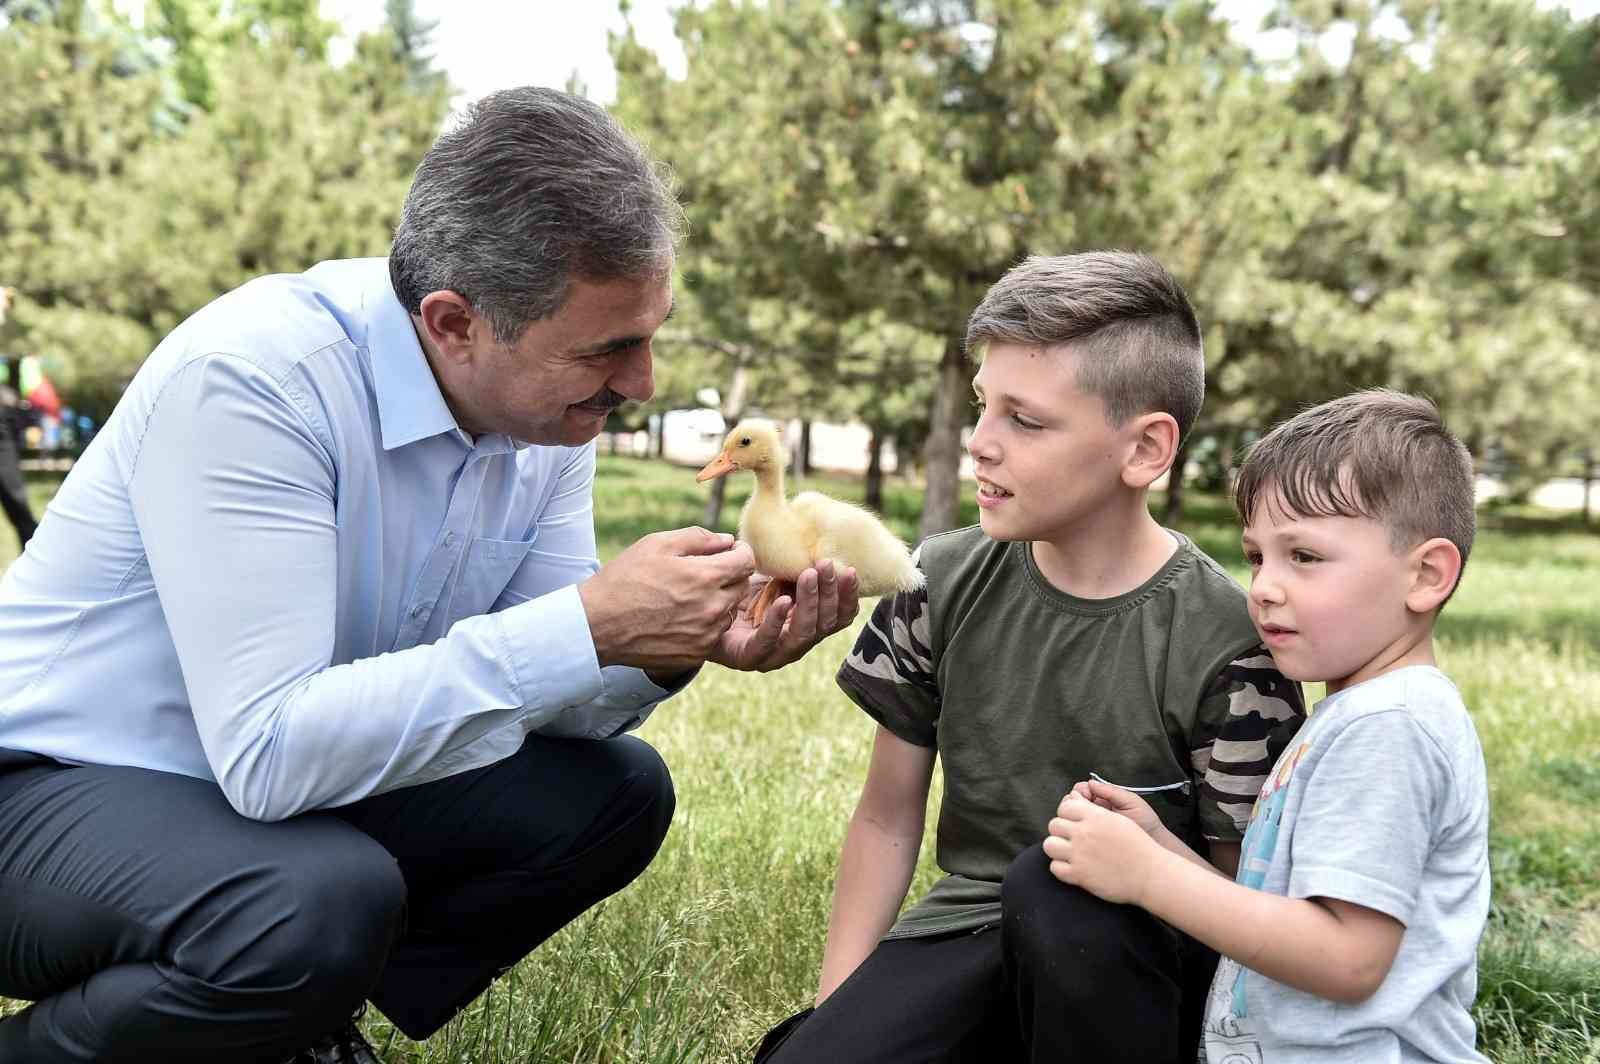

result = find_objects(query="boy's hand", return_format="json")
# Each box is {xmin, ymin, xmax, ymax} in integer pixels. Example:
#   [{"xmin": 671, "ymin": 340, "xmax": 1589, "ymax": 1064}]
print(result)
[
  {"xmin": 1065, "ymin": 779, "xmax": 1165, "ymax": 839},
  {"xmin": 1044, "ymin": 794, "xmax": 1164, "ymax": 906}
]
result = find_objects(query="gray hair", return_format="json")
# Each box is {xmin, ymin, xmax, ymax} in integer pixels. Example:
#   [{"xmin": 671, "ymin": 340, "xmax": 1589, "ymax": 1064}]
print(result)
[
  {"xmin": 1234, "ymin": 389, "xmax": 1476, "ymax": 583},
  {"xmin": 966, "ymin": 251, "xmax": 1205, "ymax": 439},
  {"xmin": 389, "ymin": 87, "xmax": 686, "ymax": 343}
]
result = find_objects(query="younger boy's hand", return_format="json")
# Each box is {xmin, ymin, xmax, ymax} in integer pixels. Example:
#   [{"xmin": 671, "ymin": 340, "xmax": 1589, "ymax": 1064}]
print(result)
[
  {"xmin": 1043, "ymin": 794, "xmax": 1163, "ymax": 906},
  {"xmin": 1065, "ymin": 779, "xmax": 1165, "ymax": 839}
]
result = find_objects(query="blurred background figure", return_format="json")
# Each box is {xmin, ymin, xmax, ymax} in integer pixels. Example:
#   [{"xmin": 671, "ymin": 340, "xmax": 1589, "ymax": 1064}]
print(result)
[{"xmin": 0, "ymin": 288, "xmax": 38, "ymax": 550}]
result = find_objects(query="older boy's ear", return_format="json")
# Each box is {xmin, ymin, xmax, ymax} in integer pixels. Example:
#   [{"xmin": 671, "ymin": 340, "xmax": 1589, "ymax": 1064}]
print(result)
[
  {"xmin": 1121, "ymin": 412, "xmax": 1181, "ymax": 490},
  {"xmin": 1407, "ymin": 537, "xmax": 1462, "ymax": 613}
]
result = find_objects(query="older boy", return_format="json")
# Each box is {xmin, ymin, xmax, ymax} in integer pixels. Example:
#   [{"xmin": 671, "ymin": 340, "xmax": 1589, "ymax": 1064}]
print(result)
[
  {"xmin": 1047, "ymin": 390, "xmax": 1490, "ymax": 1062},
  {"xmin": 757, "ymin": 252, "xmax": 1306, "ymax": 1063}
]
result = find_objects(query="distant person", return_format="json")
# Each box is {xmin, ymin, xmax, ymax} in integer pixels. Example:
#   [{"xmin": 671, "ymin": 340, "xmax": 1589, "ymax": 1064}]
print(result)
[
  {"xmin": 0, "ymin": 374, "xmax": 36, "ymax": 550},
  {"xmin": 0, "ymin": 287, "xmax": 39, "ymax": 551},
  {"xmin": 757, "ymin": 252, "xmax": 1306, "ymax": 1063},
  {"xmin": 1048, "ymin": 390, "xmax": 1490, "ymax": 1063},
  {"xmin": 0, "ymin": 88, "xmax": 858, "ymax": 1064}
]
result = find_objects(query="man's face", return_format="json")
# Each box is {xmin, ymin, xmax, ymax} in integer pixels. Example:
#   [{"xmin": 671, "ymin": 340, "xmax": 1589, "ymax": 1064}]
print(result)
[
  {"xmin": 1241, "ymin": 493, "xmax": 1417, "ymax": 694},
  {"xmin": 457, "ymin": 273, "xmax": 673, "ymax": 446},
  {"xmin": 966, "ymin": 343, "xmax": 1133, "ymax": 546}
]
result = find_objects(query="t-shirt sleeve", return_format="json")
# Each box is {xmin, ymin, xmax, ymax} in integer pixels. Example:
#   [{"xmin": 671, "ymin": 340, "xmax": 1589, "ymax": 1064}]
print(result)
[
  {"xmin": 1192, "ymin": 647, "xmax": 1307, "ymax": 841},
  {"xmin": 834, "ymin": 568, "xmax": 939, "ymax": 748},
  {"xmin": 1286, "ymin": 710, "xmax": 1450, "ymax": 925}
]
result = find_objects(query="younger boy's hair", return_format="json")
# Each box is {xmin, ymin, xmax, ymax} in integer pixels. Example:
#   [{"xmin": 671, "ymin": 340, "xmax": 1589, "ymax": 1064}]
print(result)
[
  {"xmin": 965, "ymin": 251, "xmax": 1205, "ymax": 439},
  {"xmin": 1234, "ymin": 389, "xmax": 1476, "ymax": 581}
]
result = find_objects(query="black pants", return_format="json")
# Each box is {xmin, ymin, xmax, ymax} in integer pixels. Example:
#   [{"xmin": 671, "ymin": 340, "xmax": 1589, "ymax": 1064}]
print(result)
[
  {"xmin": 0, "ymin": 734, "xmax": 675, "ymax": 1062},
  {"xmin": 0, "ymin": 438, "xmax": 34, "ymax": 548},
  {"xmin": 757, "ymin": 848, "xmax": 1217, "ymax": 1063}
]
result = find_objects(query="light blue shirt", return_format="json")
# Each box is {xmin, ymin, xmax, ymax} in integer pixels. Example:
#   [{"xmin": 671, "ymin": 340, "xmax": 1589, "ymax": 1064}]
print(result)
[{"xmin": 0, "ymin": 258, "xmax": 677, "ymax": 821}]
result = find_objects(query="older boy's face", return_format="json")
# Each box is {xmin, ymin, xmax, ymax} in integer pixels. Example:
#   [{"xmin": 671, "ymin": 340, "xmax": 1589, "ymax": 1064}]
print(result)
[
  {"xmin": 1241, "ymin": 495, "xmax": 1419, "ymax": 694},
  {"xmin": 966, "ymin": 343, "xmax": 1133, "ymax": 547}
]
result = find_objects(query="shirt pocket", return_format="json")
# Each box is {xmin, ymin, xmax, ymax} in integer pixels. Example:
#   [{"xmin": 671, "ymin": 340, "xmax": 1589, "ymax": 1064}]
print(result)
[{"xmin": 447, "ymin": 536, "xmax": 537, "ymax": 627}]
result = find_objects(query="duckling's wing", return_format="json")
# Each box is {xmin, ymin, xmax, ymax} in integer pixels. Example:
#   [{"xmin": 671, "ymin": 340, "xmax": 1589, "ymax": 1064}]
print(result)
[{"xmin": 791, "ymin": 491, "xmax": 919, "ymax": 594}]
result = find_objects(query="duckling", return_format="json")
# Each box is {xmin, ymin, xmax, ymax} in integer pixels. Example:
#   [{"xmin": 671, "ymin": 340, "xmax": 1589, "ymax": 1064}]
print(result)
[{"xmin": 696, "ymin": 419, "xmax": 924, "ymax": 623}]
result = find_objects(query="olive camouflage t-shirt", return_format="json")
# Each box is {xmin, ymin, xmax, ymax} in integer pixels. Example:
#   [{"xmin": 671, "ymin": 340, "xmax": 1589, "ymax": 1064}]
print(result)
[{"xmin": 837, "ymin": 526, "xmax": 1306, "ymax": 938}]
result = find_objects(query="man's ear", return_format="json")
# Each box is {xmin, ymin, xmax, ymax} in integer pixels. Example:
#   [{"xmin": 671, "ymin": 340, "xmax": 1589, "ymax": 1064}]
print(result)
[
  {"xmin": 1121, "ymin": 412, "xmax": 1181, "ymax": 490},
  {"xmin": 1407, "ymin": 537, "xmax": 1462, "ymax": 613},
  {"xmin": 415, "ymin": 291, "xmax": 484, "ymax": 366}
]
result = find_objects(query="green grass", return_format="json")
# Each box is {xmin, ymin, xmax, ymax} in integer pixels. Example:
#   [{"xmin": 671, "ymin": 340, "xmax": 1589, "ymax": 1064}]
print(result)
[{"xmin": 4, "ymin": 455, "xmax": 1599, "ymax": 1062}]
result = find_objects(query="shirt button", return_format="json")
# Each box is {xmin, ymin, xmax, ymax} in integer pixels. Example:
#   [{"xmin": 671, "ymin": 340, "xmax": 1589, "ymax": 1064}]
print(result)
[
  {"xmin": 412, "ymin": 604, "xmax": 431, "ymax": 620},
  {"xmin": 443, "ymin": 532, "xmax": 456, "ymax": 547}
]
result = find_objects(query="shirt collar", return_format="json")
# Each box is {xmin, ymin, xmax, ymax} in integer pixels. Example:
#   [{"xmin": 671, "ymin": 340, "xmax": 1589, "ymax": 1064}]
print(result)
[{"xmin": 362, "ymin": 260, "xmax": 468, "ymax": 452}]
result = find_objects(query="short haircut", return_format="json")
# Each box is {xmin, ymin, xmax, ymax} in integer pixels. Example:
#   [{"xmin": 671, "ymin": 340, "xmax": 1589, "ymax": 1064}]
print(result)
[
  {"xmin": 1234, "ymin": 389, "xmax": 1476, "ymax": 574},
  {"xmin": 389, "ymin": 87, "xmax": 685, "ymax": 344},
  {"xmin": 964, "ymin": 251, "xmax": 1206, "ymax": 439}
]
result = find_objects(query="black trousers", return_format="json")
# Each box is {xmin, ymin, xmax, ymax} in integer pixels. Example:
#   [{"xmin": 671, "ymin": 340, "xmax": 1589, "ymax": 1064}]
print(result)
[
  {"xmin": 0, "ymin": 437, "xmax": 34, "ymax": 548},
  {"xmin": 757, "ymin": 848, "xmax": 1218, "ymax": 1064},
  {"xmin": 0, "ymin": 733, "xmax": 675, "ymax": 1062}
]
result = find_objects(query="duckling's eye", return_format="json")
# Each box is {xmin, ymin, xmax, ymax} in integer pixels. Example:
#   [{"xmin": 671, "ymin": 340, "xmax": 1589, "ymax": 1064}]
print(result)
[{"xmin": 740, "ymin": 437, "xmax": 751, "ymax": 446}]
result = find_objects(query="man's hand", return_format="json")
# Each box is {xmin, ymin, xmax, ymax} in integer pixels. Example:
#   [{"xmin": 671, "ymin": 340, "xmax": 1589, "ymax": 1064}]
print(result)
[
  {"xmin": 1043, "ymin": 793, "xmax": 1166, "ymax": 906},
  {"xmin": 578, "ymin": 527, "xmax": 756, "ymax": 673},
  {"xmin": 708, "ymin": 558, "xmax": 860, "ymax": 672}
]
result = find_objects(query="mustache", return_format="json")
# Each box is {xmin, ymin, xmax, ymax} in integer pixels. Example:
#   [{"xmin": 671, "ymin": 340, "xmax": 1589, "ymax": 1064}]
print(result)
[{"xmin": 572, "ymin": 388, "xmax": 628, "ymax": 410}]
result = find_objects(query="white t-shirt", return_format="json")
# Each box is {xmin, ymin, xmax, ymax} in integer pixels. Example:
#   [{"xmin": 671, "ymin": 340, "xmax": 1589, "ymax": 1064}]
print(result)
[{"xmin": 1201, "ymin": 666, "xmax": 1490, "ymax": 1064}]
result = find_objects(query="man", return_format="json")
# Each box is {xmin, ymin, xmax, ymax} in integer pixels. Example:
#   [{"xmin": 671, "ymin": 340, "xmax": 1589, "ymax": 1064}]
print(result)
[
  {"xmin": 0, "ymin": 289, "xmax": 40, "ymax": 551},
  {"xmin": 0, "ymin": 88, "xmax": 859, "ymax": 1063}
]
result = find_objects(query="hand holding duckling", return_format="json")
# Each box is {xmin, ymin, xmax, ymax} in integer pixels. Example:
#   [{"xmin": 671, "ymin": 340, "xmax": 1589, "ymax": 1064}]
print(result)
[{"xmin": 706, "ymin": 557, "xmax": 860, "ymax": 673}]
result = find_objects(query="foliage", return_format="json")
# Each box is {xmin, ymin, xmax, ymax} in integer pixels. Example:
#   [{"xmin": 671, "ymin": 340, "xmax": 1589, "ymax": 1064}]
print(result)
[
  {"xmin": 615, "ymin": 0, "xmax": 1600, "ymax": 527},
  {"xmin": 0, "ymin": 0, "xmax": 449, "ymax": 422}
]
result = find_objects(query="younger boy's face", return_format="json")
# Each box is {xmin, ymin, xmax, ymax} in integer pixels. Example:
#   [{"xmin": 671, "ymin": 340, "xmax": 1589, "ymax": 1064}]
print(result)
[
  {"xmin": 967, "ymin": 343, "xmax": 1133, "ymax": 546},
  {"xmin": 1241, "ymin": 494, "xmax": 1420, "ymax": 694}
]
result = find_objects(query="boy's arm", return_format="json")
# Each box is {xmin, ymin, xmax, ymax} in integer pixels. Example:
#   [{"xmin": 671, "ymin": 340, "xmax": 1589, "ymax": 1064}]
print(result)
[
  {"xmin": 1054, "ymin": 708, "xmax": 1454, "ymax": 1005},
  {"xmin": 1048, "ymin": 799, "xmax": 1404, "ymax": 1003},
  {"xmin": 817, "ymin": 725, "xmax": 935, "ymax": 1004}
]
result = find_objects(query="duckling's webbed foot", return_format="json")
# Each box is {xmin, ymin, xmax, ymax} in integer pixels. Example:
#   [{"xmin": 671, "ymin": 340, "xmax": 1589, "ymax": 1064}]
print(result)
[{"xmin": 749, "ymin": 577, "xmax": 794, "ymax": 626}]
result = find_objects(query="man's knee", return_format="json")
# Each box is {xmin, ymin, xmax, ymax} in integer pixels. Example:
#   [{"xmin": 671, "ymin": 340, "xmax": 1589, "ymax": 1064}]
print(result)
[
  {"xmin": 591, "ymin": 736, "xmax": 675, "ymax": 883},
  {"xmin": 182, "ymin": 833, "xmax": 405, "ymax": 1019}
]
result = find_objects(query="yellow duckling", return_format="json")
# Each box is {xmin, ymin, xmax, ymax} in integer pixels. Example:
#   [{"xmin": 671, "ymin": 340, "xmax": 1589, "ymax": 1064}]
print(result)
[{"xmin": 696, "ymin": 419, "xmax": 925, "ymax": 622}]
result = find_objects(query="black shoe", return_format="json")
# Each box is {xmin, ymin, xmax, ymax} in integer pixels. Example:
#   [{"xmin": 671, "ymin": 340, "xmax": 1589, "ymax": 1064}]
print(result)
[{"xmin": 284, "ymin": 1010, "xmax": 382, "ymax": 1064}]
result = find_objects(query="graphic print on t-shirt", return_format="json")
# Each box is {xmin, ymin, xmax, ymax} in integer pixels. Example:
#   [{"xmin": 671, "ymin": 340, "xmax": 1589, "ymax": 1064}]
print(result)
[{"xmin": 1203, "ymin": 738, "xmax": 1311, "ymax": 1056}]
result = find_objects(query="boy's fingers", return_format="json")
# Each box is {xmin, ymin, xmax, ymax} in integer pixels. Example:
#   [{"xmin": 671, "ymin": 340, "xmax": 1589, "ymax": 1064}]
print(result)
[
  {"xmin": 1087, "ymin": 779, "xmax": 1130, "ymax": 801},
  {"xmin": 1057, "ymin": 791, "xmax": 1090, "ymax": 816},
  {"xmin": 1042, "ymin": 835, "xmax": 1069, "ymax": 861}
]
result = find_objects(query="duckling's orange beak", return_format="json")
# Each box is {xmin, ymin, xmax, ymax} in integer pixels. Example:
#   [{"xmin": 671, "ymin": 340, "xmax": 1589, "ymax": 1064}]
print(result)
[{"xmin": 695, "ymin": 452, "xmax": 738, "ymax": 483}]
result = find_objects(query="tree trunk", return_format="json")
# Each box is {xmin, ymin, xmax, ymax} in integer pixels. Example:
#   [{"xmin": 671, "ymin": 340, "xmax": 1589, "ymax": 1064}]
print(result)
[
  {"xmin": 701, "ymin": 362, "xmax": 750, "ymax": 529},
  {"xmin": 797, "ymin": 419, "xmax": 813, "ymax": 480},
  {"xmin": 1583, "ymin": 449, "xmax": 1594, "ymax": 528},
  {"xmin": 1162, "ymin": 436, "xmax": 1191, "ymax": 526},
  {"xmin": 865, "ymin": 422, "xmax": 885, "ymax": 513},
  {"xmin": 918, "ymin": 336, "xmax": 968, "ymax": 542}
]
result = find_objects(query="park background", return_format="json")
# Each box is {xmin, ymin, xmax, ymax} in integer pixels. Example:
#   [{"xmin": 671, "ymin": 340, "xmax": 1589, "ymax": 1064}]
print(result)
[{"xmin": 2, "ymin": 0, "xmax": 1598, "ymax": 1061}]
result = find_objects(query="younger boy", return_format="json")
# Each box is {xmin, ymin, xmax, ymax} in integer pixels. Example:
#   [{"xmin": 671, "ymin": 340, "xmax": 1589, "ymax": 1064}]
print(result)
[
  {"xmin": 757, "ymin": 252, "xmax": 1306, "ymax": 1063},
  {"xmin": 1046, "ymin": 390, "xmax": 1490, "ymax": 1063}
]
